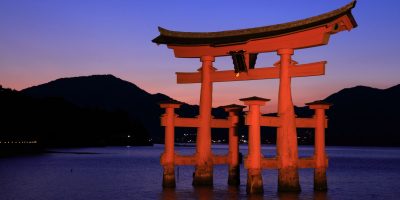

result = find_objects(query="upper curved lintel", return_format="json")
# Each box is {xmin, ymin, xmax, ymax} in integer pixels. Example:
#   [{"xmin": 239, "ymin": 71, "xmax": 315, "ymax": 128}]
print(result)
[{"xmin": 152, "ymin": 0, "xmax": 357, "ymax": 46}]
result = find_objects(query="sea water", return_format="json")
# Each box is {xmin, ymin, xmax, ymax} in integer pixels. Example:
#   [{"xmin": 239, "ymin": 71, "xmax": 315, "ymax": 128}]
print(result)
[{"xmin": 0, "ymin": 145, "xmax": 399, "ymax": 200}]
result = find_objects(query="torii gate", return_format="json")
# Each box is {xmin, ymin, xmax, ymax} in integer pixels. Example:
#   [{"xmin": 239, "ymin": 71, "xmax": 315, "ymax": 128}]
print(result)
[{"xmin": 153, "ymin": 1, "xmax": 357, "ymax": 194}]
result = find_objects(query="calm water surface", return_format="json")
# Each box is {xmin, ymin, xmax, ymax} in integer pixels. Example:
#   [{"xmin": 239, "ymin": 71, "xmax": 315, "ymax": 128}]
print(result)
[{"xmin": 1, "ymin": 145, "xmax": 399, "ymax": 200}]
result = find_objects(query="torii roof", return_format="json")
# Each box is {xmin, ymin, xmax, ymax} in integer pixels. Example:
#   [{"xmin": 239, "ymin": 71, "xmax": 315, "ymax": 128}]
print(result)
[{"xmin": 152, "ymin": 1, "xmax": 357, "ymax": 46}]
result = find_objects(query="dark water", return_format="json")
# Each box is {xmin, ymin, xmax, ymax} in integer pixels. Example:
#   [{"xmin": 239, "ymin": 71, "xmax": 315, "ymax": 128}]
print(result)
[{"xmin": 1, "ymin": 145, "xmax": 399, "ymax": 200}]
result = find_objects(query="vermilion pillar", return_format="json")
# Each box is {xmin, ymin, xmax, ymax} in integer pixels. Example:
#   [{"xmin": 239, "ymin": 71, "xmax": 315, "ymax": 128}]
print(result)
[
  {"xmin": 276, "ymin": 49, "xmax": 301, "ymax": 192},
  {"xmin": 222, "ymin": 104, "xmax": 245, "ymax": 186},
  {"xmin": 160, "ymin": 101, "xmax": 182, "ymax": 188},
  {"xmin": 193, "ymin": 56, "xmax": 215, "ymax": 186},
  {"xmin": 307, "ymin": 101, "xmax": 331, "ymax": 191},
  {"xmin": 240, "ymin": 96, "xmax": 270, "ymax": 194}
]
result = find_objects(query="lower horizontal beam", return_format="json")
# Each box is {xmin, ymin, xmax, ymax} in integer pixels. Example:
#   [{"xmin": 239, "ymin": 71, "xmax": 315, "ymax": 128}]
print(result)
[
  {"xmin": 298, "ymin": 157, "xmax": 316, "ymax": 168},
  {"xmin": 211, "ymin": 119, "xmax": 232, "ymax": 128},
  {"xmin": 259, "ymin": 116, "xmax": 281, "ymax": 127},
  {"xmin": 162, "ymin": 114, "xmax": 327, "ymax": 129},
  {"xmin": 174, "ymin": 117, "xmax": 199, "ymax": 127},
  {"xmin": 261, "ymin": 157, "xmax": 278, "ymax": 168},
  {"xmin": 174, "ymin": 154, "xmax": 229, "ymax": 166},
  {"xmin": 298, "ymin": 157, "xmax": 329, "ymax": 168},
  {"xmin": 173, "ymin": 155, "xmax": 328, "ymax": 168},
  {"xmin": 175, "ymin": 155, "xmax": 196, "ymax": 165},
  {"xmin": 295, "ymin": 118, "xmax": 328, "ymax": 128},
  {"xmin": 295, "ymin": 118, "xmax": 316, "ymax": 128},
  {"xmin": 245, "ymin": 157, "xmax": 329, "ymax": 169},
  {"xmin": 213, "ymin": 154, "xmax": 229, "ymax": 165},
  {"xmin": 161, "ymin": 116, "xmax": 232, "ymax": 128},
  {"xmin": 248, "ymin": 116, "xmax": 328, "ymax": 128}
]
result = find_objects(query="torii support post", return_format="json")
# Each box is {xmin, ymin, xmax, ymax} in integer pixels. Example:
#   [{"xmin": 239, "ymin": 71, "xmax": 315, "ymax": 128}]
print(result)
[
  {"xmin": 159, "ymin": 100, "xmax": 182, "ymax": 188},
  {"xmin": 307, "ymin": 101, "xmax": 332, "ymax": 191},
  {"xmin": 240, "ymin": 96, "xmax": 270, "ymax": 194},
  {"xmin": 193, "ymin": 56, "xmax": 215, "ymax": 186},
  {"xmin": 221, "ymin": 104, "xmax": 246, "ymax": 186},
  {"xmin": 276, "ymin": 49, "xmax": 301, "ymax": 192}
]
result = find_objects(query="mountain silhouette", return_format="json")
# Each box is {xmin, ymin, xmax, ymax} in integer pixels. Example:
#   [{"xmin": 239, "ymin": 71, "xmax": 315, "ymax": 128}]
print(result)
[
  {"xmin": 0, "ymin": 85, "xmax": 152, "ymax": 150},
  {"xmin": 21, "ymin": 75, "xmax": 169, "ymax": 142},
  {"xmin": 21, "ymin": 74, "xmax": 225, "ymax": 143},
  {"xmin": 295, "ymin": 84, "xmax": 400, "ymax": 146},
  {"xmin": 17, "ymin": 75, "xmax": 400, "ymax": 146}
]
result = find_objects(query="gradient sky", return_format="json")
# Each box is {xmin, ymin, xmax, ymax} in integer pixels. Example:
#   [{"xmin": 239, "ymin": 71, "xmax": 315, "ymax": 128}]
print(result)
[{"xmin": 1, "ymin": 0, "xmax": 399, "ymax": 112}]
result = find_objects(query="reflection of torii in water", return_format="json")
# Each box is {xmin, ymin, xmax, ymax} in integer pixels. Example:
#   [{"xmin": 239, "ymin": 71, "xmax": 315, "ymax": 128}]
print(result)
[{"xmin": 153, "ymin": 0, "xmax": 357, "ymax": 194}]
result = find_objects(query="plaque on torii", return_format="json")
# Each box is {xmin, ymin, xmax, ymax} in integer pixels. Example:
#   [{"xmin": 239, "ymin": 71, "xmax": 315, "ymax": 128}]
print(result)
[{"xmin": 153, "ymin": 0, "xmax": 357, "ymax": 194}]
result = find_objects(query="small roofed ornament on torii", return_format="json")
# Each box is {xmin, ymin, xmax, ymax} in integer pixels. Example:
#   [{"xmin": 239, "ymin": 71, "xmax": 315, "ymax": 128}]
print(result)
[{"xmin": 153, "ymin": 0, "xmax": 357, "ymax": 194}]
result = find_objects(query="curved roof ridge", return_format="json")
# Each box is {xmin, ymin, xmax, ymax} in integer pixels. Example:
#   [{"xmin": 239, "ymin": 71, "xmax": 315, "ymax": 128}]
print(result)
[{"xmin": 152, "ymin": 1, "xmax": 357, "ymax": 45}]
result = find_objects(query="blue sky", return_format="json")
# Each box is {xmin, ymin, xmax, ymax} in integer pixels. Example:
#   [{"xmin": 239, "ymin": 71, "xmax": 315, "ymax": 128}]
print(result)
[{"xmin": 0, "ymin": 0, "xmax": 399, "ymax": 111}]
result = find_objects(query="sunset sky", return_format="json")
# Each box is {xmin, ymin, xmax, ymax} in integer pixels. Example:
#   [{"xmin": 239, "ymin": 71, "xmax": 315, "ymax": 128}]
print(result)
[{"xmin": 1, "ymin": 0, "xmax": 399, "ymax": 112}]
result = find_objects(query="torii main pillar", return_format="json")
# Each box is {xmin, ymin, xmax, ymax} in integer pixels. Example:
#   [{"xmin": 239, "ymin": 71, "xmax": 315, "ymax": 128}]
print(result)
[
  {"xmin": 193, "ymin": 56, "xmax": 215, "ymax": 186},
  {"xmin": 276, "ymin": 49, "xmax": 301, "ymax": 192}
]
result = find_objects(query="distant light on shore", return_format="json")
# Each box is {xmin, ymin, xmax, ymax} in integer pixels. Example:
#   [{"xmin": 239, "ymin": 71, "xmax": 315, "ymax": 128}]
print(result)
[{"xmin": 0, "ymin": 140, "xmax": 37, "ymax": 144}]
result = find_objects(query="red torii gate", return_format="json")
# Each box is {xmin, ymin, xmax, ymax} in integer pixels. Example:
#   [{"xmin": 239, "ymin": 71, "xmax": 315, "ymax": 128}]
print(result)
[{"xmin": 153, "ymin": 1, "xmax": 357, "ymax": 194}]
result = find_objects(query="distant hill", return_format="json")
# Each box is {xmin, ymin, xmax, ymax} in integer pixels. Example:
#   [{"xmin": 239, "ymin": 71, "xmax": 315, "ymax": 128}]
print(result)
[
  {"xmin": 21, "ymin": 75, "xmax": 228, "ymax": 143},
  {"xmin": 21, "ymin": 75, "xmax": 168, "ymax": 143},
  {"xmin": 295, "ymin": 84, "xmax": 400, "ymax": 146},
  {"xmin": 17, "ymin": 74, "xmax": 400, "ymax": 146},
  {"xmin": 0, "ymin": 85, "xmax": 151, "ymax": 148}
]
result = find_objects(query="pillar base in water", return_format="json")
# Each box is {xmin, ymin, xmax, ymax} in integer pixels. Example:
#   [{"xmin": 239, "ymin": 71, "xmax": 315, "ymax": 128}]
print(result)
[
  {"xmin": 246, "ymin": 169, "xmax": 263, "ymax": 194},
  {"xmin": 228, "ymin": 166, "xmax": 240, "ymax": 186},
  {"xmin": 162, "ymin": 165, "xmax": 176, "ymax": 188},
  {"xmin": 314, "ymin": 167, "xmax": 327, "ymax": 191},
  {"xmin": 278, "ymin": 167, "xmax": 301, "ymax": 193},
  {"xmin": 192, "ymin": 165, "xmax": 213, "ymax": 186}
]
